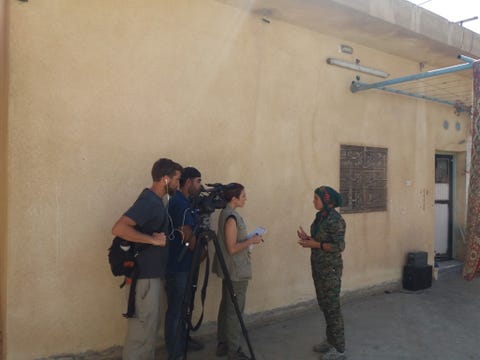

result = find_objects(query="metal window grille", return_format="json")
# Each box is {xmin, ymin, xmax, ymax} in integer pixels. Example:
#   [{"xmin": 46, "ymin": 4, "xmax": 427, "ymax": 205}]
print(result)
[{"xmin": 340, "ymin": 145, "xmax": 388, "ymax": 213}]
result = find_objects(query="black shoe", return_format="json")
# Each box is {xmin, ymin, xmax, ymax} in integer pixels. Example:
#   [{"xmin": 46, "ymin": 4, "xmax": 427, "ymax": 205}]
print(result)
[
  {"xmin": 187, "ymin": 336, "xmax": 205, "ymax": 352},
  {"xmin": 216, "ymin": 342, "xmax": 228, "ymax": 357}
]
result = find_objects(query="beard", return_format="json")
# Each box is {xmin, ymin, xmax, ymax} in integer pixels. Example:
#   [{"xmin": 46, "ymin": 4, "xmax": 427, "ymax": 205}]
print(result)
[{"xmin": 167, "ymin": 185, "xmax": 177, "ymax": 196}]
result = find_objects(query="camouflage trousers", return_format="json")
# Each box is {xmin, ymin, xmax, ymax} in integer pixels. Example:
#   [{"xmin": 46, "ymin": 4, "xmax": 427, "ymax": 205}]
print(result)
[{"xmin": 312, "ymin": 265, "xmax": 345, "ymax": 353}]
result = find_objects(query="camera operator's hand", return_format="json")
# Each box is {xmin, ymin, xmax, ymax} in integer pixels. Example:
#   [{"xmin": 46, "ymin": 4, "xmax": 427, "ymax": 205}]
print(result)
[{"xmin": 151, "ymin": 232, "xmax": 167, "ymax": 247}]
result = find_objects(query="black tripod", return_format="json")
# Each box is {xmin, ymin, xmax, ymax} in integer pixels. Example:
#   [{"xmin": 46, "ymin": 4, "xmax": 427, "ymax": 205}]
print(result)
[{"xmin": 170, "ymin": 220, "xmax": 256, "ymax": 360}]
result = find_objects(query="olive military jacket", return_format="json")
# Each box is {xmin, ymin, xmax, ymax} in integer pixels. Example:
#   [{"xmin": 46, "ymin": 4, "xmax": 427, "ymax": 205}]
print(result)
[{"xmin": 310, "ymin": 209, "xmax": 346, "ymax": 271}]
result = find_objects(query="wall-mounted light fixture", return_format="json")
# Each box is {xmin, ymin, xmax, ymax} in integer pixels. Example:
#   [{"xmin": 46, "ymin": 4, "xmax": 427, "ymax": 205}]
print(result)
[
  {"xmin": 326, "ymin": 58, "xmax": 389, "ymax": 78},
  {"xmin": 340, "ymin": 44, "xmax": 353, "ymax": 54}
]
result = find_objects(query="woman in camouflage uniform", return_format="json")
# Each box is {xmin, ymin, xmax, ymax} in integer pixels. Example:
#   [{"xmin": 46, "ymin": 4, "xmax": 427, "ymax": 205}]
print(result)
[{"xmin": 298, "ymin": 186, "xmax": 346, "ymax": 360}]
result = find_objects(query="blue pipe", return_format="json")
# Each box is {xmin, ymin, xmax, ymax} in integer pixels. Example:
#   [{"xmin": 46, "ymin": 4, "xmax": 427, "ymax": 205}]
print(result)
[
  {"xmin": 351, "ymin": 57, "xmax": 473, "ymax": 93},
  {"xmin": 458, "ymin": 55, "xmax": 477, "ymax": 63}
]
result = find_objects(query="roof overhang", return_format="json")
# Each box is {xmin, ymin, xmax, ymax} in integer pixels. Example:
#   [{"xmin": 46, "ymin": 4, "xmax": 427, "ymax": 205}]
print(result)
[
  {"xmin": 216, "ymin": 0, "xmax": 480, "ymax": 68},
  {"xmin": 216, "ymin": 0, "xmax": 480, "ymax": 112}
]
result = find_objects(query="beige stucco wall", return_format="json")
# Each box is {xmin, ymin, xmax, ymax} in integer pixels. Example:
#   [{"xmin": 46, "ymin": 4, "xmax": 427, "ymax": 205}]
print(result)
[
  {"xmin": 3, "ymin": 1, "xmax": 470, "ymax": 359},
  {"xmin": 1, "ymin": 0, "xmax": 8, "ymax": 359}
]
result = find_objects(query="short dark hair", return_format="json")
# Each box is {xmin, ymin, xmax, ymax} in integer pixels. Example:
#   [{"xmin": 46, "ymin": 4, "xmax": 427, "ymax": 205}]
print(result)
[
  {"xmin": 223, "ymin": 183, "xmax": 244, "ymax": 202},
  {"xmin": 180, "ymin": 167, "xmax": 201, "ymax": 187},
  {"xmin": 151, "ymin": 158, "xmax": 183, "ymax": 182}
]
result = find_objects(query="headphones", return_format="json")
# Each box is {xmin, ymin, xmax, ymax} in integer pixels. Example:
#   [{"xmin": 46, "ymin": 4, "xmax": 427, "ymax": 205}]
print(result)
[{"xmin": 164, "ymin": 179, "xmax": 169, "ymax": 185}]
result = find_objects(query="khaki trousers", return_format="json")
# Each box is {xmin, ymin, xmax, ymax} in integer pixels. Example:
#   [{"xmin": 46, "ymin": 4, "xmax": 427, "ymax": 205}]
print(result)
[
  {"xmin": 217, "ymin": 279, "xmax": 248, "ymax": 355},
  {"xmin": 123, "ymin": 278, "xmax": 164, "ymax": 360}
]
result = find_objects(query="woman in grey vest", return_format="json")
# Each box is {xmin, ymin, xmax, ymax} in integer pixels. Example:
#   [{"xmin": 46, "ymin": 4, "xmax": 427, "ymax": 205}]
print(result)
[{"xmin": 212, "ymin": 183, "xmax": 263, "ymax": 360}]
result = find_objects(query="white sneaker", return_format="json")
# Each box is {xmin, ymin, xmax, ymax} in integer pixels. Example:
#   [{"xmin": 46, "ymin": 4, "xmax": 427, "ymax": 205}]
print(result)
[{"xmin": 320, "ymin": 347, "xmax": 346, "ymax": 360}]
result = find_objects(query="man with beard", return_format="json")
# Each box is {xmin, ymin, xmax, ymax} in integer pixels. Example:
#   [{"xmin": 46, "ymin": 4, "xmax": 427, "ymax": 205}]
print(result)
[
  {"xmin": 112, "ymin": 158, "xmax": 182, "ymax": 360},
  {"xmin": 164, "ymin": 167, "xmax": 205, "ymax": 360}
]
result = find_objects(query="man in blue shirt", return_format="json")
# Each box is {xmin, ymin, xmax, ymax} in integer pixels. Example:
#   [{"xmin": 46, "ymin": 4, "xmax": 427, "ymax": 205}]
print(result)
[{"xmin": 164, "ymin": 167, "xmax": 205, "ymax": 359}]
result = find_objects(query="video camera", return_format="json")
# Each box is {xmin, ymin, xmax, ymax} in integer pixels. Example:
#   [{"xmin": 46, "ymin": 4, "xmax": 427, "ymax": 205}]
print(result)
[
  {"xmin": 192, "ymin": 183, "xmax": 228, "ymax": 216},
  {"xmin": 189, "ymin": 183, "xmax": 228, "ymax": 234}
]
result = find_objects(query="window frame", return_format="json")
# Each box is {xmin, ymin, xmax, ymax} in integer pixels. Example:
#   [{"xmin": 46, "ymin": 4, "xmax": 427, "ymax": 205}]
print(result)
[{"xmin": 340, "ymin": 145, "xmax": 388, "ymax": 213}]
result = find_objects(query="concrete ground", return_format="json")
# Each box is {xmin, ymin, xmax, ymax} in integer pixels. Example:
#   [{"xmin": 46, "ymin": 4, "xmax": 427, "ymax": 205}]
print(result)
[
  {"xmin": 181, "ymin": 263, "xmax": 479, "ymax": 360},
  {"xmin": 41, "ymin": 262, "xmax": 479, "ymax": 360}
]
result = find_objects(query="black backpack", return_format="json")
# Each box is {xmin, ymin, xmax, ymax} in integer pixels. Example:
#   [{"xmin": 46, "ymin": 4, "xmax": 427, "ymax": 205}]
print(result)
[
  {"xmin": 108, "ymin": 237, "xmax": 142, "ymax": 318},
  {"xmin": 108, "ymin": 237, "xmax": 137, "ymax": 277}
]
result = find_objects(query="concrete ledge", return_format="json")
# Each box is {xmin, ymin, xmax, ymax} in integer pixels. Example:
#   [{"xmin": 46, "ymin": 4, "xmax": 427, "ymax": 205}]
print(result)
[
  {"xmin": 438, "ymin": 260, "xmax": 463, "ymax": 274},
  {"xmin": 36, "ymin": 346, "xmax": 122, "ymax": 360},
  {"xmin": 341, "ymin": 279, "xmax": 402, "ymax": 304}
]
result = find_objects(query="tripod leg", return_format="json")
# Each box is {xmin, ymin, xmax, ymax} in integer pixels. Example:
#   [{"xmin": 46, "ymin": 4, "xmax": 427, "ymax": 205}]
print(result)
[{"xmin": 170, "ymin": 234, "xmax": 204, "ymax": 360}]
